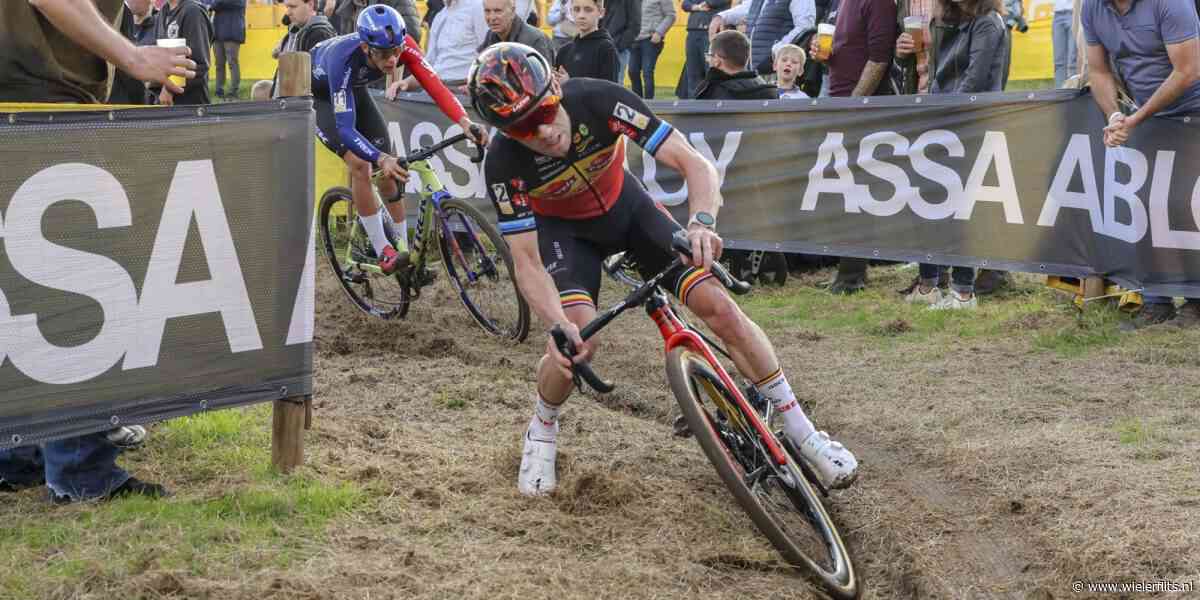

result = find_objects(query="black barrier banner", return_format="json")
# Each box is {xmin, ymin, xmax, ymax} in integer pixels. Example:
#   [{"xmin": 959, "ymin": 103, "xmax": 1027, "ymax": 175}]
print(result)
[
  {"xmin": 378, "ymin": 89, "xmax": 1200, "ymax": 297},
  {"xmin": 0, "ymin": 102, "xmax": 315, "ymax": 448}
]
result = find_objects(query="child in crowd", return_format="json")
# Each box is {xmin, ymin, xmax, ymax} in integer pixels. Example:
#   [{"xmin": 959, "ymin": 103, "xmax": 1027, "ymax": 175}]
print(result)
[
  {"xmin": 554, "ymin": 0, "xmax": 620, "ymax": 82},
  {"xmin": 774, "ymin": 44, "xmax": 809, "ymax": 99}
]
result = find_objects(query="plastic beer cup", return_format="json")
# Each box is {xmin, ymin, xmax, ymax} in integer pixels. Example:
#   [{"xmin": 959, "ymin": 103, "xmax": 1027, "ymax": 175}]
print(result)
[
  {"xmin": 904, "ymin": 16, "xmax": 927, "ymax": 53},
  {"xmin": 156, "ymin": 38, "xmax": 188, "ymax": 88},
  {"xmin": 816, "ymin": 24, "xmax": 835, "ymax": 61}
]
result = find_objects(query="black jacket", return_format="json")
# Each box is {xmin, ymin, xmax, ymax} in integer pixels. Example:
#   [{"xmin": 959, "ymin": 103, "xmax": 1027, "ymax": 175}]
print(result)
[
  {"xmin": 556, "ymin": 30, "xmax": 620, "ymax": 82},
  {"xmin": 109, "ymin": 9, "xmax": 156, "ymax": 104},
  {"xmin": 929, "ymin": 12, "xmax": 1010, "ymax": 94},
  {"xmin": 600, "ymin": 0, "xmax": 641, "ymax": 50},
  {"xmin": 681, "ymin": 0, "xmax": 731, "ymax": 31},
  {"xmin": 694, "ymin": 68, "xmax": 778, "ymax": 100},
  {"xmin": 152, "ymin": 0, "xmax": 213, "ymax": 105},
  {"xmin": 208, "ymin": 0, "xmax": 246, "ymax": 43}
]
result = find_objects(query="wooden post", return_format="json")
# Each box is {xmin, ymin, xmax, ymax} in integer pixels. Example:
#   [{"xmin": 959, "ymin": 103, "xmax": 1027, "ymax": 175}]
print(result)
[{"xmin": 272, "ymin": 51, "xmax": 314, "ymax": 473}]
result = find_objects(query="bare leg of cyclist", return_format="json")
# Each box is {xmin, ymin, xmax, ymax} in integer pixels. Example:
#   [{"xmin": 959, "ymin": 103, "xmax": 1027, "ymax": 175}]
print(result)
[
  {"xmin": 346, "ymin": 153, "xmax": 391, "ymax": 256},
  {"xmin": 376, "ymin": 177, "xmax": 409, "ymax": 252},
  {"xmin": 684, "ymin": 278, "xmax": 859, "ymax": 489}
]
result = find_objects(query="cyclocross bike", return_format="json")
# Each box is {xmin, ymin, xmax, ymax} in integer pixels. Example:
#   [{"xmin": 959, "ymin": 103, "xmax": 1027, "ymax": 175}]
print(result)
[
  {"xmin": 559, "ymin": 232, "xmax": 858, "ymax": 599},
  {"xmin": 318, "ymin": 133, "xmax": 530, "ymax": 342}
]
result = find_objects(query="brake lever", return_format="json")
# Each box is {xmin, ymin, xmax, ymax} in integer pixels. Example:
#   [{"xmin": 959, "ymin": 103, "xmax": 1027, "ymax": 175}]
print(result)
[
  {"xmin": 549, "ymin": 325, "xmax": 615, "ymax": 393},
  {"xmin": 670, "ymin": 230, "xmax": 753, "ymax": 295},
  {"xmin": 468, "ymin": 124, "xmax": 486, "ymax": 163}
]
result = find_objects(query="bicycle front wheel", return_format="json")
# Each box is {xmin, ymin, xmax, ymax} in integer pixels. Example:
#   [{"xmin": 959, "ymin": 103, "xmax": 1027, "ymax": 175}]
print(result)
[
  {"xmin": 437, "ymin": 198, "xmax": 530, "ymax": 342},
  {"xmin": 318, "ymin": 187, "xmax": 411, "ymax": 319},
  {"xmin": 665, "ymin": 346, "xmax": 859, "ymax": 599}
]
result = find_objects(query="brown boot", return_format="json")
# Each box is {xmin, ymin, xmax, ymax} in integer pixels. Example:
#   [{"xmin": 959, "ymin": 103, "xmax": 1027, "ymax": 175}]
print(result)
[
  {"xmin": 974, "ymin": 269, "xmax": 1012, "ymax": 295},
  {"xmin": 1168, "ymin": 301, "xmax": 1200, "ymax": 329}
]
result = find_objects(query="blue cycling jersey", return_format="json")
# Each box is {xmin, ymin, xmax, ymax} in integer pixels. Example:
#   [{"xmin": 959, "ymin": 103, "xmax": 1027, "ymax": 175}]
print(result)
[{"xmin": 311, "ymin": 34, "xmax": 388, "ymax": 163}]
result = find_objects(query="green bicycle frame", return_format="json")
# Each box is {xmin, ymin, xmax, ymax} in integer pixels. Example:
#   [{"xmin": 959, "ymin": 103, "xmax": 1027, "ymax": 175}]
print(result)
[{"xmin": 341, "ymin": 158, "xmax": 447, "ymax": 275}]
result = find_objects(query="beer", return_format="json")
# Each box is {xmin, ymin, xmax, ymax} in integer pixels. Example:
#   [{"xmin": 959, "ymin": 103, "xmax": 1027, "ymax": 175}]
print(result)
[
  {"xmin": 816, "ymin": 24, "xmax": 835, "ymax": 61},
  {"xmin": 904, "ymin": 16, "xmax": 927, "ymax": 53},
  {"xmin": 156, "ymin": 38, "xmax": 187, "ymax": 88}
]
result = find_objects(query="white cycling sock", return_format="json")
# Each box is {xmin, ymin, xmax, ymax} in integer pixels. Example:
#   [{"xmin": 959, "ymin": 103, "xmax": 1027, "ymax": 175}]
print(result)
[
  {"xmin": 360, "ymin": 210, "xmax": 391, "ymax": 257},
  {"xmin": 380, "ymin": 209, "xmax": 409, "ymax": 252},
  {"xmin": 528, "ymin": 393, "xmax": 560, "ymax": 442},
  {"xmin": 754, "ymin": 369, "xmax": 816, "ymax": 445}
]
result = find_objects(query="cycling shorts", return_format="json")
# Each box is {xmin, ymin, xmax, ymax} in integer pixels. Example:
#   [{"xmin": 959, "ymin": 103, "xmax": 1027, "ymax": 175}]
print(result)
[
  {"xmin": 314, "ymin": 86, "xmax": 393, "ymax": 160},
  {"xmin": 536, "ymin": 172, "xmax": 714, "ymax": 311}
]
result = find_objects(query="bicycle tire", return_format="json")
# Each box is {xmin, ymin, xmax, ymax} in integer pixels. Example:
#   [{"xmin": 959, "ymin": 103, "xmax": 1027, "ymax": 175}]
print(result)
[
  {"xmin": 318, "ymin": 187, "xmax": 411, "ymax": 320},
  {"xmin": 665, "ymin": 346, "xmax": 859, "ymax": 599},
  {"xmin": 437, "ymin": 198, "xmax": 530, "ymax": 342}
]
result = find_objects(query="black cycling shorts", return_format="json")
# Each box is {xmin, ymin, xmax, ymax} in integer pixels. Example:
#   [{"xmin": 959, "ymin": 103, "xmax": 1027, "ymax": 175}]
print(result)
[
  {"xmin": 536, "ymin": 172, "xmax": 714, "ymax": 311},
  {"xmin": 314, "ymin": 86, "xmax": 393, "ymax": 160}
]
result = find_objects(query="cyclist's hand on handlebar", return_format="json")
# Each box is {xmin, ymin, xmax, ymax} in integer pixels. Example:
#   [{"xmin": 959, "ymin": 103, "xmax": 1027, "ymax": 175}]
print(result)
[
  {"xmin": 682, "ymin": 224, "xmax": 723, "ymax": 271},
  {"xmin": 546, "ymin": 321, "xmax": 589, "ymax": 378},
  {"xmin": 378, "ymin": 155, "xmax": 410, "ymax": 183},
  {"xmin": 459, "ymin": 117, "xmax": 490, "ymax": 147}
]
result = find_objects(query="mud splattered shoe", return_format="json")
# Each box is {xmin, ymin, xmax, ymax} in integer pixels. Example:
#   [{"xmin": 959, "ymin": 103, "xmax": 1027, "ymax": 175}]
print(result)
[
  {"xmin": 798, "ymin": 431, "xmax": 859, "ymax": 490},
  {"xmin": 905, "ymin": 285, "xmax": 942, "ymax": 306},
  {"xmin": 518, "ymin": 427, "xmax": 558, "ymax": 496}
]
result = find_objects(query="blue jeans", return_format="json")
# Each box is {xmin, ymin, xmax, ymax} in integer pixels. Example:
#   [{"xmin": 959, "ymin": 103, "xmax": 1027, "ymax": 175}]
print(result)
[
  {"xmin": 629, "ymin": 38, "xmax": 664, "ymax": 98},
  {"xmin": 0, "ymin": 433, "xmax": 129, "ymax": 500},
  {"xmin": 920, "ymin": 264, "xmax": 976, "ymax": 294},
  {"xmin": 617, "ymin": 48, "xmax": 631, "ymax": 85},
  {"xmin": 1052, "ymin": 10, "xmax": 1078, "ymax": 88},
  {"xmin": 683, "ymin": 30, "xmax": 709, "ymax": 98}
]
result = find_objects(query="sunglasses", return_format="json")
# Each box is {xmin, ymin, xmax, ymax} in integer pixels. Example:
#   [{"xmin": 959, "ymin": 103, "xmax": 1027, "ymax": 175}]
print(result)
[{"xmin": 503, "ymin": 95, "xmax": 561, "ymax": 140}]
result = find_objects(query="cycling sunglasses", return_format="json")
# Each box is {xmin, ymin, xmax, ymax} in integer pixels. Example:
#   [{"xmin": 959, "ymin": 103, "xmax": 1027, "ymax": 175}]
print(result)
[{"xmin": 503, "ymin": 95, "xmax": 561, "ymax": 140}]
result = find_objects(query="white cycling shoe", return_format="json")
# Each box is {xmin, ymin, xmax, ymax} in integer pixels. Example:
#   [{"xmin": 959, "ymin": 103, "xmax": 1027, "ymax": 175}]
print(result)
[
  {"xmin": 797, "ymin": 430, "xmax": 859, "ymax": 490},
  {"xmin": 518, "ymin": 426, "xmax": 558, "ymax": 497}
]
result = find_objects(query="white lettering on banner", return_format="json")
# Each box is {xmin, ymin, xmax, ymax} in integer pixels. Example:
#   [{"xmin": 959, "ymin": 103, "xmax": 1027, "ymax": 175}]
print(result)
[
  {"xmin": 287, "ymin": 210, "xmax": 316, "ymax": 346},
  {"xmin": 908, "ymin": 130, "xmax": 966, "ymax": 220},
  {"xmin": 802, "ymin": 132, "xmax": 867, "ymax": 213},
  {"xmin": 1149, "ymin": 152, "xmax": 1200, "ymax": 251},
  {"xmin": 640, "ymin": 131, "xmax": 742, "ymax": 206},
  {"xmin": 2, "ymin": 164, "xmax": 140, "ymax": 384},
  {"xmin": 1038, "ymin": 134, "xmax": 1104, "ymax": 230},
  {"xmin": 125, "ymin": 160, "xmax": 263, "ymax": 369},
  {"xmin": 856, "ymin": 132, "xmax": 915, "ymax": 217},
  {"xmin": 958, "ymin": 131, "xmax": 1024, "ymax": 224},
  {"xmin": 388, "ymin": 121, "xmax": 485, "ymax": 198},
  {"xmin": 1102, "ymin": 147, "xmax": 1149, "ymax": 244}
]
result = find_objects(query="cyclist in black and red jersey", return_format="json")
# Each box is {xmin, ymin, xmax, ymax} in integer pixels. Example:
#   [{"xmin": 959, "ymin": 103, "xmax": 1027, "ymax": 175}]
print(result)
[{"xmin": 468, "ymin": 43, "xmax": 859, "ymax": 497}]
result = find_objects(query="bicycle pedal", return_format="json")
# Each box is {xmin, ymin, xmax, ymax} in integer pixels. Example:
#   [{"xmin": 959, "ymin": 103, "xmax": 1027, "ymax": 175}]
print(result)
[{"xmin": 672, "ymin": 415, "xmax": 693, "ymax": 438}]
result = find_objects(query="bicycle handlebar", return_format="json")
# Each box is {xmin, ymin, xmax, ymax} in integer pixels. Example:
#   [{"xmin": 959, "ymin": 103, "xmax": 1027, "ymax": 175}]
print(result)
[
  {"xmin": 400, "ymin": 128, "xmax": 485, "ymax": 166},
  {"xmin": 669, "ymin": 231, "xmax": 753, "ymax": 296},
  {"xmin": 550, "ymin": 325, "xmax": 615, "ymax": 393}
]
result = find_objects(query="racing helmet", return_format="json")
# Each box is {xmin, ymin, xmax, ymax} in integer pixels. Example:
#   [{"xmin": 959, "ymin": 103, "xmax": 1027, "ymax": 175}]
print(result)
[
  {"xmin": 467, "ymin": 43, "xmax": 554, "ymax": 129},
  {"xmin": 357, "ymin": 5, "xmax": 406, "ymax": 49}
]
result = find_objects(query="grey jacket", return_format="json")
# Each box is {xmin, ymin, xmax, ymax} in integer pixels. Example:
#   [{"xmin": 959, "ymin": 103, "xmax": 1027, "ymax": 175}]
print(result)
[
  {"xmin": 637, "ymin": 0, "xmax": 676, "ymax": 40},
  {"xmin": 929, "ymin": 11, "xmax": 1010, "ymax": 94},
  {"xmin": 477, "ymin": 14, "xmax": 556, "ymax": 65}
]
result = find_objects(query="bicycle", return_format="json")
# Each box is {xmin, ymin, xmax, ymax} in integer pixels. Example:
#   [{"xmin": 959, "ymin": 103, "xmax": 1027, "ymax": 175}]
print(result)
[
  {"xmin": 560, "ymin": 232, "xmax": 859, "ymax": 599},
  {"xmin": 318, "ymin": 133, "xmax": 530, "ymax": 342}
]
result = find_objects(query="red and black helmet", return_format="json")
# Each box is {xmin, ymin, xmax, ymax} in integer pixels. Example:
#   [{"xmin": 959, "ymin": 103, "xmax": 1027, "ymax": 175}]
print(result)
[{"xmin": 468, "ymin": 43, "xmax": 554, "ymax": 129}]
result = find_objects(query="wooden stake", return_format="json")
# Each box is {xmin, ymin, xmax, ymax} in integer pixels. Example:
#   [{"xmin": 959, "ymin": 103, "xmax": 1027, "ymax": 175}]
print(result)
[{"xmin": 271, "ymin": 50, "xmax": 314, "ymax": 474}]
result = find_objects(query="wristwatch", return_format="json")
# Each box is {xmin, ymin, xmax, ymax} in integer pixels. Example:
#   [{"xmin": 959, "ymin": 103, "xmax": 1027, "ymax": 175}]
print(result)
[{"xmin": 688, "ymin": 211, "xmax": 716, "ymax": 230}]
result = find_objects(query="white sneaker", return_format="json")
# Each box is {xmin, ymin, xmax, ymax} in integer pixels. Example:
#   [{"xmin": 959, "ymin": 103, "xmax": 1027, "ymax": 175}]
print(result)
[
  {"xmin": 798, "ymin": 431, "xmax": 858, "ymax": 489},
  {"xmin": 930, "ymin": 289, "xmax": 978, "ymax": 310},
  {"xmin": 518, "ymin": 427, "xmax": 558, "ymax": 496},
  {"xmin": 905, "ymin": 285, "xmax": 942, "ymax": 305},
  {"xmin": 106, "ymin": 425, "xmax": 147, "ymax": 448}
]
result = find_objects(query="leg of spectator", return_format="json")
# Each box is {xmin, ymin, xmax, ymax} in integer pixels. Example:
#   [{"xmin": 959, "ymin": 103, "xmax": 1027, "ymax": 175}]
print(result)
[
  {"xmin": 214, "ymin": 40, "xmax": 228, "ymax": 96},
  {"xmin": 618, "ymin": 49, "xmax": 631, "ymax": 86},
  {"xmin": 1065, "ymin": 13, "xmax": 1078, "ymax": 81},
  {"xmin": 950, "ymin": 266, "xmax": 975, "ymax": 296},
  {"xmin": 229, "ymin": 42, "xmax": 242, "ymax": 98},
  {"xmin": 43, "ymin": 432, "xmax": 128, "ymax": 501},
  {"xmin": 1052, "ymin": 11, "xmax": 1069, "ymax": 88},
  {"xmin": 684, "ymin": 31, "xmax": 708, "ymax": 99},
  {"xmin": 831, "ymin": 257, "xmax": 868, "ymax": 294},
  {"xmin": 629, "ymin": 40, "xmax": 645, "ymax": 97},
  {"xmin": 0, "ymin": 446, "xmax": 46, "ymax": 489},
  {"xmin": 645, "ymin": 39, "xmax": 662, "ymax": 100}
]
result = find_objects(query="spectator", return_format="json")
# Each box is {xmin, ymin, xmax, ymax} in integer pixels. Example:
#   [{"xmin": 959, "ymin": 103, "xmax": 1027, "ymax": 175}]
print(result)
[
  {"xmin": 479, "ymin": 0, "xmax": 555, "ymax": 65},
  {"xmin": 809, "ymin": 0, "xmax": 895, "ymax": 293},
  {"xmin": 422, "ymin": 0, "xmax": 444, "ymax": 32},
  {"xmin": 152, "ymin": 0, "xmax": 213, "ymax": 105},
  {"xmin": 681, "ymin": 0, "xmax": 731, "ymax": 98},
  {"xmin": 1051, "ymin": 0, "xmax": 1077, "ymax": 87},
  {"xmin": 895, "ymin": 0, "xmax": 1009, "ymax": 310},
  {"xmin": 628, "ymin": 0, "xmax": 673, "ymax": 97},
  {"xmin": 774, "ymin": 43, "xmax": 809, "ymax": 97},
  {"xmin": 0, "ymin": 0, "xmax": 192, "ymax": 503},
  {"xmin": 695, "ymin": 29, "xmax": 778, "ymax": 98},
  {"xmin": 598, "ymin": 0, "xmax": 639, "ymax": 84},
  {"xmin": 334, "ymin": 0, "xmax": 420, "ymax": 43},
  {"xmin": 391, "ymin": 0, "xmax": 486, "ymax": 91},
  {"xmin": 548, "ymin": 0, "xmax": 579, "ymax": 51},
  {"xmin": 1084, "ymin": 0, "xmax": 1200, "ymax": 329},
  {"xmin": 207, "ymin": 0, "xmax": 245, "ymax": 99},
  {"xmin": 555, "ymin": 0, "xmax": 621, "ymax": 81},
  {"xmin": 110, "ymin": 0, "xmax": 158, "ymax": 104},
  {"xmin": 271, "ymin": 0, "xmax": 336, "ymax": 96},
  {"xmin": 714, "ymin": 0, "xmax": 816, "ymax": 75}
]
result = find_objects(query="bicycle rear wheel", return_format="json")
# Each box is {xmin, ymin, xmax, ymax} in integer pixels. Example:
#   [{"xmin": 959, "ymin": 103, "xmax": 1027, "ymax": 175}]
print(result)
[
  {"xmin": 437, "ymin": 198, "xmax": 530, "ymax": 342},
  {"xmin": 318, "ymin": 187, "xmax": 411, "ymax": 319},
  {"xmin": 665, "ymin": 346, "xmax": 859, "ymax": 599}
]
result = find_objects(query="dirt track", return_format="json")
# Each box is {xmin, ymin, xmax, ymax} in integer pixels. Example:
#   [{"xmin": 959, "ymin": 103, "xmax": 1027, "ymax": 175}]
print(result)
[{"xmin": 277, "ymin": 262, "xmax": 1200, "ymax": 600}]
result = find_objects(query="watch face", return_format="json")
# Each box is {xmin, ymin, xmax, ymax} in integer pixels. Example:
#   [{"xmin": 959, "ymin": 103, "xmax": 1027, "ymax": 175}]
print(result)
[{"xmin": 695, "ymin": 212, "xmax": 715, "ymax": 226}]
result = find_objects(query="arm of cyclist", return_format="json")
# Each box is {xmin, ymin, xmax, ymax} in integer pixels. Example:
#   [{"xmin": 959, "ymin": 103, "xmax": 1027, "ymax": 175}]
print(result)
[
  {"xmin": 397, "ymin": 35, "xmax": 489, "ymax": 146},
  {"xmin": 507, "ymin": 231, "xmax": 589, "ymax": 375},
  {"xmin": 653, "ymin": 130, "xmax": 724, "ymax": 271},
  {"xmin": 323, "ymin": 46, "xmax": 408, "ymax": 180}
]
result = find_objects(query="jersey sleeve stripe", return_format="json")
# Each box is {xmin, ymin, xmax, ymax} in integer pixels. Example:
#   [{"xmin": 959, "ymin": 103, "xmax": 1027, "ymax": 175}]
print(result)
[
  {"xmin": 644, "ymin": 122, "xmax": 673, "ymax": 155},
  {"xmin": 499, "ymin": 217, "xmax": 537, "ymax": 234}
]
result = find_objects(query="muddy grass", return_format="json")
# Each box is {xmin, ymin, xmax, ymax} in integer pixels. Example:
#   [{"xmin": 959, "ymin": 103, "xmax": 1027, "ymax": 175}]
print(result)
[{"xmin": 2, "ymin": 263, "xmax": 1198, "ymax": 600}]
